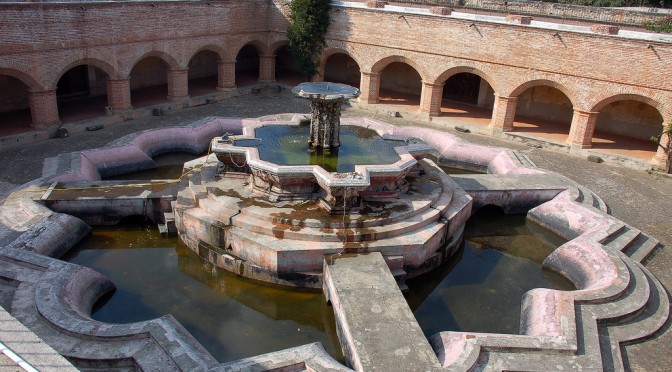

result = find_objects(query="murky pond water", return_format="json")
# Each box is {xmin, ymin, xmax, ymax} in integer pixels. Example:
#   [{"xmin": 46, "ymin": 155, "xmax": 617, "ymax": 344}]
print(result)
[
  {"xmin": 104, "ymin": 152, "xmax": 204, "ymax": 181},
  {"xmin": 408, "ymin": 208, "xmax": 574, "ymax": 336},
  {"xmin": 65, "ymin": 208, "xmax": 573, "ymax": 362},
  {"xmin": 64, "ymin": 228, "xmax": 342, "ymax": 363}
]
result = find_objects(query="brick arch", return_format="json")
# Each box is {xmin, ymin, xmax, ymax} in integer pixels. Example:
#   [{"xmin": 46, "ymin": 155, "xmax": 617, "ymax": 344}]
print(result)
[
  {"xmin": 49, "ymin": 58, "xmax": 116, "ymax": 90},
  {"xmin": 268, "ymin": 40, "xmax": 289, "ymax": 55},
  {"xmin": 187, "ymin": 45, "xmax": 226, "ymax": 62},
  {"xmin": 230, "ymin": 39, "xmax": 269, "ymax": 61},
  {"xmin": 0, "ymin": 67, "xmax": 42, "ymax": 91},
  {"xmin": 125, "ymin": 51, "xmax": 181, "ymax": 77},
  {"xmin": 434, "ymin": 66, "xmax": 499, "ymax": 93},
  {"xmin": 319, "ymin": 48, "xmax": 363, "ymax": 71},
  {"xmin": 590, "ymin": 93, "xmax": 668, "ymax": 120},
  {"xmin": 509, "ymin": 79, "xmax": 578, "ymax": 108},
  {"xmin": 324, "ymin": 40, "xmax": 364, "ymax": 63},
  {"xmin": 370, "ymin": 55, "xmax": 429, "ymax": 83}
]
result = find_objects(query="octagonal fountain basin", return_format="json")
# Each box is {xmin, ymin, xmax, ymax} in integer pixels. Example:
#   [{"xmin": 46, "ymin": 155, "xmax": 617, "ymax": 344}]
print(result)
[
  {"xmin": 211, "ymin": 120, "xmax": 430, "ymax": 212},
  {"xmin": 176, "ymin": 118, "xmax": 472, "ymax": 288}
]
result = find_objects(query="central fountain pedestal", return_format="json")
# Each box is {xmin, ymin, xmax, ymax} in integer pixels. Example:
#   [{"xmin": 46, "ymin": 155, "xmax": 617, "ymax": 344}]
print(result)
[
  {"xmin": 292, "ymin": 82, "xmax": 360, "ymax": 150},
  {"xmin": 308, "ymin": 98, "xmax": 344, "ymax": 149}
]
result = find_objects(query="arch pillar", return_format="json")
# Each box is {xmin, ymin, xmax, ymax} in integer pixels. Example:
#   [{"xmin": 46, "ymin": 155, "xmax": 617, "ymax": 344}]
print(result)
[
  {"xmin": 106, "ymin": 78, "xmax": 132, "ymax": 113},
  {"xmin": 567, "ymin": 109, "xmax": 599, "ymax": 152},
  {"xmin": 654, "ymin": 126, "xmax": 670, "ymax": 172},
  {"xmin": 420, "ymin": 82, "xmax": 443, "ymax": 117},
  {"xmin": 167, "ymin": 68, "xmax": 189, "ymax": 101},
  {"xmin": 259, "ymin": 55, "xmax": 276, "ymax": 83},
  {"xmin": 490, "ymin": 95, "xmax": 518, "ymax": 132},
  {"xmin": 359, "ymin": 71, "xmax": 381, "ymax": 104},
  {"xmin": 217, "ymin": 60, "xmax": 236, "ymax": 90},
  {"xmin": 28, "ymin": 90, "xmax": 60, "ymax": 129}
]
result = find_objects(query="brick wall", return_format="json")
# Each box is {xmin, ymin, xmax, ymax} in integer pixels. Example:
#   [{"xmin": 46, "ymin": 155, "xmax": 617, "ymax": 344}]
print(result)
[
  {"xmin": 0, "ymin": 1, "xmax": 275, "ymax": 88},
  {"xmin": 0, "ymin": 0, "xmax": 670, "ymax": 124},
  {"xmin": 324, "ymin": 5, "xmax": 672, "ymax": 118}
]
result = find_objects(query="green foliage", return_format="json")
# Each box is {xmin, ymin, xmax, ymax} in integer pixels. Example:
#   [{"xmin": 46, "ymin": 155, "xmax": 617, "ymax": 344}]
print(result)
[
  {"xmin": 644, "ymin": 16, "xmax": 672, "ymax": 33},
  {"xmin": 287, "ymin": 0, "xmax": 331, "ymax": 80}
]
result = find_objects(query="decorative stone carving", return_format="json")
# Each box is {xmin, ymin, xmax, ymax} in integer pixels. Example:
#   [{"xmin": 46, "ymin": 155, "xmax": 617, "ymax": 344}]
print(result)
[{"xmin": 292, "ymin": 82, "xmax": 360, "ymax": 151}]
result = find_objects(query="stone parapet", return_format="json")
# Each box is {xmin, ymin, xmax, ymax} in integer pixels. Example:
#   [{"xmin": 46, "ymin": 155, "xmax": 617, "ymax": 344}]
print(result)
[{"xmin": 386, "ymin": 0, "xmax": 669, "ymax": 26}]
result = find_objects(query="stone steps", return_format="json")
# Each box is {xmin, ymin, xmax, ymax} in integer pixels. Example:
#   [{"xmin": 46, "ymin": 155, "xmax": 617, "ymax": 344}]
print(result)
[
  {"xmin": 157, "ymin": 212, "xmax": 176, "ymax": 236},
  {"xmin": 606, "ymin": 262, "xmax": 670, "ymax": 344},
  {"xmin": 226, "ymin": 219, "xmax": 448, "ymax": 275},
  {"xmin": 573, "ymin": 186, "xmax": 610, "ymax": 214},
  {"xmin": 588, "ymin": 253, "xmax": 651, "ymax": 325},
  {"xmin": 230, "ymin": 205, "xmax": 442, "ymax": 243},
  {"xmin": 601, "ymin": 223, "xmax": 661, "ymax": 264},
  {"xmin": 235, "ymin": 175, "xmax": 448, "ymax": 229},
  {"xmin": 627, "ymin": 234, "xmax": 660, "ymax": 264}
]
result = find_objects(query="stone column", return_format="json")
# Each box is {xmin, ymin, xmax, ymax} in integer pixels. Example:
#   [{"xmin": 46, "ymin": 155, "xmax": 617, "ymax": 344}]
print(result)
[
  {"xmin": 420, "ymin": 82, "xmax": 443, "ymax": 117},
  {"xmin": 490, "ymin": 95, "xmax": 518, "ymax": 132},
  {"xmin": 106, "ymin": 78, "xmax": 132, "ymax": 113},
  {"xmin": 259, "ymin": 55, "xmax": 276, "ymax": 83},
  {"xmin": 28, "ymin": 90, "xmax": 60, "ymax": 129},
  {"xmin": 167, "ymin": 68, "xmax": 189, "ymax": 101},
  {"xmin": 310, "ymin": 99, "xmax": 343, "ymax": 149},
  {"xmin": 567, "ymin": 109, "xmax": 599, "ymax": 151},
  {"xmin": 654, "ymin": 127, "xmax": 670, "ymax": 172},
  {"xmin": 217, "ymin": 60, "xmax": 236, "ymax": 90},
  {"xmin": 476, "ymin": 78, "xmax": 491, "ymax": 108},
  {"xmin": 359, "ymin": 71, "xmax": 381, "ymax": 104}
]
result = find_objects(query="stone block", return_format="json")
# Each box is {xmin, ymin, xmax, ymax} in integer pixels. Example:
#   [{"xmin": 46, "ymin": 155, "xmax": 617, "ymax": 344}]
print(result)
[
  {"xmin": 366, "ymin": 1, "xmax": 387, "ymax": 9},
  {"xmin": 506, "ymin": 15, "xmax": 533, "ymax": 24},
  {"xmin": 430, "ymin": 7, "xmax": 452, "ymax": 16},
  {"xmin": 590, "ymin": 24, "xmax": 619, "ymax": 35}
]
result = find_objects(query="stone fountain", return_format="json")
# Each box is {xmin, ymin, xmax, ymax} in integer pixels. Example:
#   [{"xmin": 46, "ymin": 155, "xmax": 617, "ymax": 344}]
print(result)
[
  {"xmin": 174, "ymin": 83, "xmax": 472, "ymax": 288},
  {"xmin": 0, "ymin": 92, "xmax": 667, "ymax": 370}
]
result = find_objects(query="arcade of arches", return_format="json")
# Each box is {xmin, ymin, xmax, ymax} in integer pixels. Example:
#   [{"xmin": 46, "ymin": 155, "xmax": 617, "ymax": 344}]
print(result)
[{"xmin": 0, "ymin": 48, "xmax": 667, "ymax": 169}]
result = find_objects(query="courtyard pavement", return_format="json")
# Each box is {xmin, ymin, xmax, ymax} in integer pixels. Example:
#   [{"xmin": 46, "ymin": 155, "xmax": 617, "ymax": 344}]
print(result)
[{"xmin": 0, "ymin": 89, "xmax": 670, "ymax": 371}]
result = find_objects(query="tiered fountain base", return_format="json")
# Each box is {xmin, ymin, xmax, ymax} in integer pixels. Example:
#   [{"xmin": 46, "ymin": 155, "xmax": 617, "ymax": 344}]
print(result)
[{"xmin": 173, "ymin": 154, "xmax": 472, "ymax": 288}]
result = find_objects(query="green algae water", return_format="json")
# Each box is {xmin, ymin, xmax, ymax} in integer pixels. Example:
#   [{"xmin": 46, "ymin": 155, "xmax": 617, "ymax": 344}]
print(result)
[
  {"xmin": 64, "ymin": 226, "xmax": 342, "ymax": 363},
  {"xmin": 252, "ymin": 125, "xmax": 404, "ymax": 172},
  {"xmin": 407, "ymin": 207, "xmax": 575, "ymax": 336},
  {"xmin": 105, "ymin": 152, "xmax": 204, "ymax": 181},
  {"xmin": 65, "ymin": 209, "xmax": 574, "ymax": 362}
]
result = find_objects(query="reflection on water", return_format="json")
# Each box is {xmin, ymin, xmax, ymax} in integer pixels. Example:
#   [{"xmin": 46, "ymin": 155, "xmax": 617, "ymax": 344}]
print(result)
[
  {"xmin": 64, "ymin": 226, "xmax": 343, "ymax": 363},
  {"xmin": 65, "ymin": 209, "xmax": 574, "ymax": 362},
  {"xmin": 253, "ymin": 125, "xmax": 404, "ymax": 173},
  {"xmin": 104, "ymin": 152, "xmax": 205, "ymax": 181},
  {"xmin": 407, "ymin": 208, "xmax": 574, "ymax": 336},
  {"xmin": 424, "ymin": 154, "xmax": 484, "ymax": 175}
]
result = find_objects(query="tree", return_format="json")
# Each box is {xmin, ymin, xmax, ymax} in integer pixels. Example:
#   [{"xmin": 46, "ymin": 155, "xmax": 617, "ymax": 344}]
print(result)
[{"xmin": 287, "ymin": 0, "xmax": 331, "ymax": 80}]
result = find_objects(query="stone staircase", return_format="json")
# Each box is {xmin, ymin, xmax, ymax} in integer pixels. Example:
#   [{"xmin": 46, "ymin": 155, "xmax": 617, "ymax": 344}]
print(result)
[{"xmin": 172, "ymin": 158, "xmax": 472, "ymax": 288}]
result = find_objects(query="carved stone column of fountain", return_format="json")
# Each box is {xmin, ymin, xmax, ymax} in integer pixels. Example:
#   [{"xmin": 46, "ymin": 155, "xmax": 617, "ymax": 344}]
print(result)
[{"xmin": 292, "ymin": 82, "xmax": 360, "ymax": 150}]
